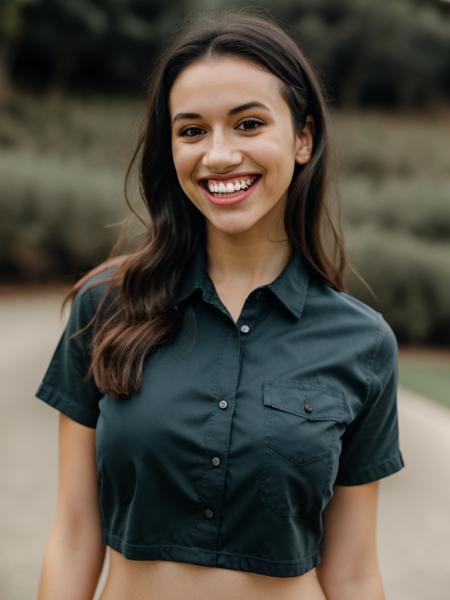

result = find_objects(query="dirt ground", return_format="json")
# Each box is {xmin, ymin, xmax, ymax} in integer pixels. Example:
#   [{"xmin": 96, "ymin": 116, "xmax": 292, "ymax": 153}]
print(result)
[
  {"xmin": 1, "ymin": 290, "xmax": 449, "ymax": 600},
  {"xmin": 399, "ymin": 345, "xmax": 450, "ymax": 364}
]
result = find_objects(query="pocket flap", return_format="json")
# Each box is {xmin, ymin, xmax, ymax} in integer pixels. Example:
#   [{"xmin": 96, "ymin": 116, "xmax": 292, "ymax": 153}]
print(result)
[{"xmin": 263, "ymin": 381, "xmax": 345, "ymax": 422}]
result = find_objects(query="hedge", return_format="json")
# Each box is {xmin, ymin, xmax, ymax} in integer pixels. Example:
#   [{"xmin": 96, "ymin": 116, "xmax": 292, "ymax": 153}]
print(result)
[
  {"xmin": 1, "ymin": 148, "xmax": 449, "ymax": 343},
  {"xmin": 346, "ymin": 225, "xmax": 450, "ymax": 343}
]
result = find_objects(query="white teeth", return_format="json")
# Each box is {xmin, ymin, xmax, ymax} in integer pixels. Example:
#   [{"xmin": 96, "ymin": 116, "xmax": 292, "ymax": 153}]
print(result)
[{"xmin": 206, "ymin": 175, "xmax": 258, "ymax": 194}]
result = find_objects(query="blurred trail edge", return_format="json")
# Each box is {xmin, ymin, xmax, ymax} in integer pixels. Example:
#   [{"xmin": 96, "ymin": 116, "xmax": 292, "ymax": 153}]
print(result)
[
  {"xmin": 378, "ymin": 386, "xmax": 450, "ymax": 600},
  {"xmin": 0, "ymin": 291, "xmax": 449, "ymax": 600}
]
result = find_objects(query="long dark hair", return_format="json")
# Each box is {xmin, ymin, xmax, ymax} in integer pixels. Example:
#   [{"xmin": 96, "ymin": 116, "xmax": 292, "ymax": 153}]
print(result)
[{"xmin": 63, "ymin": 7, "xmax": 369, "ymax": 399}]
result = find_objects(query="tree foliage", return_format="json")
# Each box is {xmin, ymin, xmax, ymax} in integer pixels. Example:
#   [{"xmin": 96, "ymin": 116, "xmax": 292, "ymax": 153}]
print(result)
[
  {"xmin": 5, "ymin": 0, "xmax": 450, "ymax": 105},
  {"xmin": 11, "ymin": 0, "xmax": 189, "ymax": 93}
]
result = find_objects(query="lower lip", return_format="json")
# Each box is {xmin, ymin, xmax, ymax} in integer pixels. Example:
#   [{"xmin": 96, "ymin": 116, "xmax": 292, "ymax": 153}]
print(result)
[{"xmin": 200, "ymin": 177, "xmax": 260, "ymax": 206}]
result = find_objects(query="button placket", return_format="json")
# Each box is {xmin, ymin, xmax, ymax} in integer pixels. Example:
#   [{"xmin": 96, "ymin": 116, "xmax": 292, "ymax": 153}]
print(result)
[
  {"xmin": 235, "ymin": 290, "xmax": 266, "ymax": 334},
  {"xmin": 196, "ymin": 320, "xmax": 241, "ymax": 539}
]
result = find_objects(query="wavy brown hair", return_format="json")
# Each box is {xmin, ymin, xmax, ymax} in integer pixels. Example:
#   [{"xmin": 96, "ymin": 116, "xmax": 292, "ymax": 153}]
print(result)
[{"xmin": 62, "ymin": 7, "xmax": 371, "ymax": 399}]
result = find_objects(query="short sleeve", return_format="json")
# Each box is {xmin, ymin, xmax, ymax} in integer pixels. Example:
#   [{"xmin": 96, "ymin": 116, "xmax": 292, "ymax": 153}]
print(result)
[
  {"xmin": 35, "ymin": 282, "xmax": 103, "ymax": 428},
  {"xmin": 334, "ymin": 314, "xmax": 406, "ymax": 486}
]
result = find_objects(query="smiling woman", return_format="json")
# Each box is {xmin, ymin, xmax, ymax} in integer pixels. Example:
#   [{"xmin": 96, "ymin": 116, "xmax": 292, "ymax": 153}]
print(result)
[
  {"xmin": 169, "ymin": 56, "xmax": 313, "ymax": 235},
  {"xmin": 34, "ymin": 7, "xmax": 405, "ymax": 600}
]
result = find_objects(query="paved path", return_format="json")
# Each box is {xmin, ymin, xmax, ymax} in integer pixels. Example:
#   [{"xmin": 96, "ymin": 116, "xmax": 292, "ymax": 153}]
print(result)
[
  {"xmin": 1, "ymin": 291, "xmax": 449, "ymax": 599},
  {"xmin": 378, "ymin": 386, "xmax": 450, "ymax": 599}
]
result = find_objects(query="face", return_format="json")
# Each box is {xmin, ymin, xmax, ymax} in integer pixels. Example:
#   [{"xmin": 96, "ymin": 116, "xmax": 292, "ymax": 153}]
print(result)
[{"xmin": 169, "ymin": 55, "xmax": 313, "ymax": 242}]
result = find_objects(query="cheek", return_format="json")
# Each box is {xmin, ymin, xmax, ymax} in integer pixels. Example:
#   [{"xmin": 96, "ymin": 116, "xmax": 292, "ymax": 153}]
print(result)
[
  {"xmin": 264, "ymin": 135, "xmax": 297, "ymax": 176},
  {"xmin": 171, "ymin": 152, "xmax": 201, "ymax": 202},
  {"xmin": 251, "ymin": 134, "xmax": 291, "ymax": 165},
  {"xmin": 173, "ymin": 149, "xmax": 201, "ymax": 187}
]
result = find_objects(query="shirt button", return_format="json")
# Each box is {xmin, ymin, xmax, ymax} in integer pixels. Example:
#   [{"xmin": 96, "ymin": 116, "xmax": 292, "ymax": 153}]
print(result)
[
  {"xmin": 240, "ymin": 324, "xmax": 250, "ymax": 333},
  {"xmin": 204, "ymin": 508, "xmax": 214, "ymax": 519},
  {"xmin": 219, "ymin": 400, "xmax": 228, "ymax": 409},
  {"xmin": 211, "ymin": 456, "xmax": 221, "ymax": 467},
  {"xmin": 304, "ymin": 402, "xmax": 313, "ymax": 414}
]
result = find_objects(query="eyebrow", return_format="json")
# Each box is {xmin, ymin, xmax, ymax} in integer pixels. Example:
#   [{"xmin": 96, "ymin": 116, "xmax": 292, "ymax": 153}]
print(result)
[{"xmin": 172, "ymin": 101, "xmax": 272, "ymax": 124}]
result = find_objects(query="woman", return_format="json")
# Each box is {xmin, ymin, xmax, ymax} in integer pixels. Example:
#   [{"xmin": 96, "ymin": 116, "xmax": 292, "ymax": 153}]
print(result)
[{"xmin": 35, "ymin": 8, "xmax": 405, "ymax": 600}]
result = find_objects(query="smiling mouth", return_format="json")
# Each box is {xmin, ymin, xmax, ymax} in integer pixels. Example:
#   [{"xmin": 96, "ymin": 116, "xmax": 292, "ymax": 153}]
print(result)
[{"xmin": 200, "ymin": 175, "xmax": 261, "ymax": 198}]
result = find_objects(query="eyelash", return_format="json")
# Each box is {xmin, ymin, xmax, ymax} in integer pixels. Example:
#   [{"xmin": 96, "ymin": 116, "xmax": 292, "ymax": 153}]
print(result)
[{"xmin": 178, "ymin": 118, "xmax": 264, "ymax": 138}]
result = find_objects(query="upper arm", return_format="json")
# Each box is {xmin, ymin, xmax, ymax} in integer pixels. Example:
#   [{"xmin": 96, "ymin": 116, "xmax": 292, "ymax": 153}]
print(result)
[
  {"xmin": 54, "ymin": 413, "xmax": 102, "ymax": 534},
  {"xmin": 334, "ymin": 317, "xmax": 405, "ymax": 486},
  {"xmin": 37, "ymin": 418, "xmax": 105, "ymax": 600},
  {"xmin": 316, "ymin": 481, "xmax": 381, "ymax": 585},
  {"xmin": 35, "ymin": 278, "xmax": 111, "ymax": 429}
]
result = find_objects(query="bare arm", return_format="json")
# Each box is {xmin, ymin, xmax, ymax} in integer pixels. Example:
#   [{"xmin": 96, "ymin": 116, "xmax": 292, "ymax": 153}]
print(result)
[
  {"xmin": 37, "ymin": 414, "xmax": 106, "ymax": 600},
  {"xmin": 316, "ymin": 481, "xmax": 384, "ymax": 600}
]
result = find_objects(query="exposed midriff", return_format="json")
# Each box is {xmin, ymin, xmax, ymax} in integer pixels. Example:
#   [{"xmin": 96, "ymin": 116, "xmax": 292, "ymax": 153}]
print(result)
[{"xmin": 98, "ymin": 548, "xmax": 328, "ymax": 600}]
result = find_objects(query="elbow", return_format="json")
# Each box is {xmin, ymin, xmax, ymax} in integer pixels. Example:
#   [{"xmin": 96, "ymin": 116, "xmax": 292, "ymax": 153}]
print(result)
[
  {"xmin": 37, "ymin": 519, "xmax": 106, "ymax": 600},
  {"xmin": 317, "ymin": 571, "xmax": 385, "ymax": 600}
]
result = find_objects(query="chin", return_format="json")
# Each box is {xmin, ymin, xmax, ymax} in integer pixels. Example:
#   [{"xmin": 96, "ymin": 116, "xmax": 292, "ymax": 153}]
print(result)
[{"xmin": 207, "ymin": 220, "xmax": 261, "ymax": 237}]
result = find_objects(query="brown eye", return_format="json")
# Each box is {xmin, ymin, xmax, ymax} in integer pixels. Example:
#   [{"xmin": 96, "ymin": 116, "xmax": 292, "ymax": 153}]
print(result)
[
  {"xmin": 236, "ymin": 118, "xmax": 264, "ymax": 131},
  {"xmin": 179, "ymin": 127, "xmax": 204, "ymax": 138},
  {"xmin": 178, "ymin": 118, "xmax": 264, "ymax": 139}
]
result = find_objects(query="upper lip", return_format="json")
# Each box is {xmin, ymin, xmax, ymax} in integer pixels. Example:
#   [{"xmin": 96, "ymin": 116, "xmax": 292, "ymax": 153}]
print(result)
[{"xmin": 197, "ymin": 172, "xmax": 260, "ymax": 184}]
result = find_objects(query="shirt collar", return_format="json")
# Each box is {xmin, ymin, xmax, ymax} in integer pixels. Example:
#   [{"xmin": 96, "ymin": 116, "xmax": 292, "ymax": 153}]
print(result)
[{"xmin": 176, "ymin": 240, "xmax": 310, "ymax": 320}]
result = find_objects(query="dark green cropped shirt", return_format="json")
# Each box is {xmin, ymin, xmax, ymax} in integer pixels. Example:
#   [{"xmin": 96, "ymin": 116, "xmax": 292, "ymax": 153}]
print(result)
[{"xmin": 35, "ymin": 241, "xmax": 405, "ymax": 577}]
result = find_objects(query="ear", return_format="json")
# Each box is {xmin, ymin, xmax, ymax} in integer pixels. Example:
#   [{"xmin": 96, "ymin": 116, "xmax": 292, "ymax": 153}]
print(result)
[{"xmin": 295, "ymin": 115, "xmax": 314, "ymax": 165}]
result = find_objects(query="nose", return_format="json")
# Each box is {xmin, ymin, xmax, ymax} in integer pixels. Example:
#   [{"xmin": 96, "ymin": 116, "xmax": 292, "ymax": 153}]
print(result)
[{"xmin": 202, "ymin": 131, "xmax": 242, "ymax": 170}]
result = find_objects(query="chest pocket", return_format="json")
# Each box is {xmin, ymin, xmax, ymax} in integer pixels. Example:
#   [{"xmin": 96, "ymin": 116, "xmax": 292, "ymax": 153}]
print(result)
[{"xmin": 258, "ymin": 381, "xmax": 346, "ymax": 519}]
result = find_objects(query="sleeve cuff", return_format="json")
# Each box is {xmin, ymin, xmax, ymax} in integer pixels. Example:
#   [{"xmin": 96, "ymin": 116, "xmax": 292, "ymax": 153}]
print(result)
[
  {"xmin": 334, "ymin": 450, "xmax": 405, "ymax": 486},
  {"xmin": 35, "ymin": 382, "xmax": 99, "ymax": 429}
]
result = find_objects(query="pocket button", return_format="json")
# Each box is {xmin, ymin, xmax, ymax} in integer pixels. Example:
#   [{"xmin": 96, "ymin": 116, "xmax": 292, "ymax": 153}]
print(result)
[{"xmin": 304, "ymin": 402, "xmax": 313, "ymax": 413}]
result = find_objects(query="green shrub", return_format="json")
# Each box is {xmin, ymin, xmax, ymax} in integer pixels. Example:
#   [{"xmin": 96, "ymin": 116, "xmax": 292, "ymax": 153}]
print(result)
[
  {"xmin": 0, "ymin": 92, "xmax": 141, "ymax": 168},
  {"xmin": 1, "ymin": 98, "xmax": 449, "ymax": 344},
  {"xmin": 340, "ymin": 175, "xmax": 450, "ymax": 241},
  {"xmin": 0, "ymin": 149, "xmax": 129, "ymax": 281},
  {"xmin": 346, "ymin": 225, "xmax": 450, "ymax": 343},
  {"xmin": 329, "ymin": 109, "xmax": 450, "ymax": 179}
]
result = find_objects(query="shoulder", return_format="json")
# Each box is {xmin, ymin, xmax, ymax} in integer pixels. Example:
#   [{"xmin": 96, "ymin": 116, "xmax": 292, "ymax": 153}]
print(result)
[
  {"xmin": 336, "ymin": 289, "xmax": 396, "ymax": 352},
  {"xmin": 307, "ymin": 279, "xmax": 382, "ymax": 330},
  {"xmin": 69, "ymin": 261, "xmax": 122, "ymax": 325},
  {"xmin": 79, "ymin": 264, "xmax": 118, "ymax": 301},
  {"xmin": 307, "ymin": 280, "xmax": 397, "ymax": 368},
  {"xmin": 337, "ymin": 289, "xmax": 397, "ymax": 357}
]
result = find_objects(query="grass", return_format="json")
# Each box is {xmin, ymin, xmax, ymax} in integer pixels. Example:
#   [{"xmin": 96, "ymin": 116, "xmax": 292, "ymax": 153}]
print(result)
[{"xmin": 398, "ymin": 358, "xmax": 450, "ymax": 409}]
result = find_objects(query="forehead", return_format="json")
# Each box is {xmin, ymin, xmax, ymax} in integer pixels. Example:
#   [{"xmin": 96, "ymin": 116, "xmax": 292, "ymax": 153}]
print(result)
[{"xmin": 168, "ymin": 56, "xmax": 284, "ymax": 117}]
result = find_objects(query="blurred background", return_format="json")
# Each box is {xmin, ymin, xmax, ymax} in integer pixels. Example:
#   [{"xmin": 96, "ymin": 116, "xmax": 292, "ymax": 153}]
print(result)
[{"xmin": 1, "ymin": 0, "xmax": 449, "ymax": 598}]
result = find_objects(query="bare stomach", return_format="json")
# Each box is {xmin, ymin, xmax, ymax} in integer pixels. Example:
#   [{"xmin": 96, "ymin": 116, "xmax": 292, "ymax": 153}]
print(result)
[{"xmin": 98, "ymin": 548, "xmax": 328, "ymax": 600}]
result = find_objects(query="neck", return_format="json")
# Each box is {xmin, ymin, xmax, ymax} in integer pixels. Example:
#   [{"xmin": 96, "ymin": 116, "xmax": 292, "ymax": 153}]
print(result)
[{"xmin": 205, "ymin": 229, "xmax": 293, "ymax": 291}]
